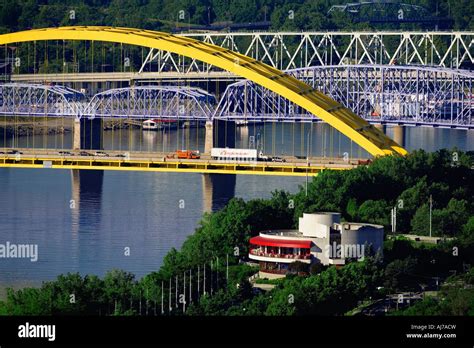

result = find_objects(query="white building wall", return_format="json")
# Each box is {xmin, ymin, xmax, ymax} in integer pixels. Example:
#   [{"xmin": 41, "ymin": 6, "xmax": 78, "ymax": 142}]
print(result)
[
  {"xmin": 341, "ymin": 224, "xmax": 384, "ymax": 258},
  {"xmin": 299, "ymin": 212, "xmax": 340, "ymax": 238}
]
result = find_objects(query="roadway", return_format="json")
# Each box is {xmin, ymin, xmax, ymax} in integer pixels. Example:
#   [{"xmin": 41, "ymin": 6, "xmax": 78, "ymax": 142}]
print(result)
[
  {"xmin": 10, "ymin": 71, "xmax": 240, "ymax": 84},
  {"xmin": 0, "ymin": 148, "xmax": 361, "ymax": 176}
]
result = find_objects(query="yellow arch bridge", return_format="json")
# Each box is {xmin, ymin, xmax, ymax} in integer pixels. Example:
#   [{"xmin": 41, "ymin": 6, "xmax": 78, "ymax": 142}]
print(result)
[{"xmin": 0, "ymin": 26, "xmax": 407, "ymax": 176}]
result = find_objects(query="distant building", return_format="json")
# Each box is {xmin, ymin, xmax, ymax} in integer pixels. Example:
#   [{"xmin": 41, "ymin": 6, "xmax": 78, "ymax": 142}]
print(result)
[{"xmin": 249, "ymin": 212, "xmax": 384, "ymax": 278}]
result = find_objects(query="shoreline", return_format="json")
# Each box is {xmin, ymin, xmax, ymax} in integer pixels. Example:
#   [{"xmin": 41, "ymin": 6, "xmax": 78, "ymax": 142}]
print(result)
[{"xmin": 0, "ymin": 118, "xmax": 140, "ymax": 138}]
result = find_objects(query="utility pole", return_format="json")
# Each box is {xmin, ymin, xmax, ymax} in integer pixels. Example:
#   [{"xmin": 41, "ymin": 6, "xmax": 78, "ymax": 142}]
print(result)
[
  {"xmin": 391, "ymin": 206, "xmax": 397, "ymax": 233},
  {"xmin": 139, "ymin": 289, "xmax": 142, "ymax": 316},
  {"xmin": 391, "ymin": 208, "xmax": 393, "ymax": 233},
  {"xmin": 394, "ymin": 206, "xmax": 397, "ymax": 232},
  {"xmin": 210, "ymin": 260, "xmax": 213, "ymax": 295},
  {"xmin": 169, "ymin": 278, "xmax": 172, "ymax": 313},
  {"xmin": 183, "ymin": 272, "xmax": 186, "ymax": 313},
  {"xmin": 175, "ymin": 275, "xmax": 178, "ymax": 308},
  {"xmin": 429, "ymin": 195, "xmax": 433, "ymax": 237},
  {"xmin": 216, "ymin": 257, "xmax": 219, "ymax": 290},
  {"xmin": 161, "ymin": 281, "xmax": 164, "ymax": 314},
  {"xmin": 305, "ymin": 129, "xmax": 310, "ymax": 197},
  {"xmin": 146, "ymin": 287, "xmax": 149, "ymax": 316}
]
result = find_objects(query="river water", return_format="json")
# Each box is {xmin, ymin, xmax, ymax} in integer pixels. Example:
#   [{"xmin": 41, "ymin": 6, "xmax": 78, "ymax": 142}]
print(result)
[{"xmin": 0, "ymin": 123, "xmax": 473, "ymax": 290}]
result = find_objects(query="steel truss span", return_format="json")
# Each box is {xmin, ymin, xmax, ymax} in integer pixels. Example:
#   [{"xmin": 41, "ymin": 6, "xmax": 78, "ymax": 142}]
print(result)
[
  {"xmin": 0, "ymin": 83, "xmax": 87, "ymax": 117},
  {"xmin": 155, "ymin": 31, "xmax": 473, "ymax": 73},
  {"xmin": 0, "ymin": 84, "xmax": 214, "ymax": 120},
  {"xmin": 85, "ymin": 86, "xmax": 215, "ymax": 119},
  {"xmin": 215, "ymin": 65, "xmax": 474, "ymax": 129},
  {"xmin": 0, "ymin": 26, "xmax": 406, "ymax": 156}
]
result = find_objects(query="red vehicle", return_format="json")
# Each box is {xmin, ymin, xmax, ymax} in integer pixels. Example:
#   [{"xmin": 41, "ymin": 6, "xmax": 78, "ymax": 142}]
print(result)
[{"xmin": 176, "ymin": 150, "xmax": 200, "ymax": 159}]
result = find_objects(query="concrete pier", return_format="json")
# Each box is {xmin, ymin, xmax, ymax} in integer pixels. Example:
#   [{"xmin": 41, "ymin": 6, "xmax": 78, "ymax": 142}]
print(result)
[
  {"xmin": 204, "ymin": 121, "xmax": 213, "ymax": 154},
  {"xmin": 73, "ymin": 119, "xmax": 81, "ymax": 150},
  {"xmin": 374, "ymin": 124, "xmax": 386, "ymax": 133},
  {"xmin": 204, "ymin": 120, "xmax": 236, "ymax": 154},
  {"xmin": 73, "ymin": 118, "xmax": 103, "ymax": 150},
  {"xmin": 393, "ymin": 125, "xmax": 405, "ymax": 147},
  {"xmin": 203, "ymin": 119, "xmax": 237, "ymax": 212}
]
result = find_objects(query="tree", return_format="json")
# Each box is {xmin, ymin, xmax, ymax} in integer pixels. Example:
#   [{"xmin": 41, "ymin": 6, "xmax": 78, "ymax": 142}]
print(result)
[
  {"xmin": 103, "ymin": 269, "xmax": 136, "ymax": 315},
  {"xmin": 396, "ymin": 178, "xmax": 430, "ymax": 233},
  {"xmin": 460, "ymin": 217, "xmax": 474, "ymax": 245},
  {"xmin": 383, "ymin": 257, "xmax": 419, "ymax": 292},
  {"xmin": 356, "ymin": 199, "xmax": 391, "ymax": 226},
  {"xmin": 411, "ymin": 199, "xmax": 470, "ymax": 237}
]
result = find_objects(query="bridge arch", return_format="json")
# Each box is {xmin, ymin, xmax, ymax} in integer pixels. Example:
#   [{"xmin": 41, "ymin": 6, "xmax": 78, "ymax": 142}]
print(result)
[{"xmin": 0, "ymin": 26, "xmax": 406, "ymax": 156}]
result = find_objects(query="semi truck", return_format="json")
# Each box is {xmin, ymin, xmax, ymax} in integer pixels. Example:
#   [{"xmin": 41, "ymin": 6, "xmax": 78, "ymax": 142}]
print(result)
[{"xmin": 211, "ymin": 148, "xmax": 269, "ymax": 161}]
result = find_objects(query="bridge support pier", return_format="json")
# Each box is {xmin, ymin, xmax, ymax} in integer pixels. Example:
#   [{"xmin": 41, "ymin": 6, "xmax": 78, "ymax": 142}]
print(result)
[
  {"xmin": 73, "ymin": 119, "xmax": 81, "ymax": 150},
  {"xmin": 204, "ymin": 121, "xmax": 213, "ymax": 154},
  {"xmin": 204, "ymin": 120, "xmax": 236, "ymax": 154},
  {"xmin": 374, "ymin": 124, "xmax": 386, "ymax": 133},
  {"xmin": 73, "ymin": 118, "xmax": 103, "ymax": 150},
  {"xmin": 393, "ymin": 125, "xmax": 405, "ymax": 147},
  {"xmin": 202, "ymin": 119, "xmax": 237, "ymax": 211}
]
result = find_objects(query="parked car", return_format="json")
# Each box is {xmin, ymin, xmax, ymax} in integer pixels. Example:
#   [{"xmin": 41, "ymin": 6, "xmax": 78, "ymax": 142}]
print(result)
[
  {"xmin": 6, "ymin": 149, "xmax": 22, "ymax": 155},
  {"xmin": 79, "ymin": 151, "xmax": 93, "ymax": 156}
]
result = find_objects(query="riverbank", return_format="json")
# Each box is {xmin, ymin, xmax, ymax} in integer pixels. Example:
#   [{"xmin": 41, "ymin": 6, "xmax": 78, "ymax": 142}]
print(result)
[
  {"xmin": 0, "ymin": 118, "xmax": 72, "ymax": 136},
  {"xmin": 0, "ymin": 118, "xmax": 141, "ymax": 138}
]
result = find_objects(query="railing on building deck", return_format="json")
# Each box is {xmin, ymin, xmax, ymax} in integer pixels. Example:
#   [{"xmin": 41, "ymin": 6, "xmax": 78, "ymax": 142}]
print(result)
[{"xmin": 249, "ymin": 249, "xmax": 311, "ymax": 260}]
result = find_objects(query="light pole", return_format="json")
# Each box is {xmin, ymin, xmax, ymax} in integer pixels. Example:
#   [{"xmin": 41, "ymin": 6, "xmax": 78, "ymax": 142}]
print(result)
[
  {"xmin": 305, "ymin": 129, "xmax": 310, "ymax": 197},
  {"xmin": 391, "ymin": 206, "xmax": 397, "ymax": 233},
  {"xmin": 429, "ymin": 195, "xmax": 433, "ymax": 237}
]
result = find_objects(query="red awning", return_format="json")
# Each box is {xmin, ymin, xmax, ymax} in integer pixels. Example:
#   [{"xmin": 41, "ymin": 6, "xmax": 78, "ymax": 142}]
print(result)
[{"xmin": 249, "ymin": 236, "xmax": 312, "ymax": 249}]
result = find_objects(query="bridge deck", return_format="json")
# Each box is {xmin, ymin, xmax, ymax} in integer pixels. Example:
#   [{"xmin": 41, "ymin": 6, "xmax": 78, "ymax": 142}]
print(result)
[{"xmin": 0, "ymin": 151, "xmax": 357, "ymax": 176}]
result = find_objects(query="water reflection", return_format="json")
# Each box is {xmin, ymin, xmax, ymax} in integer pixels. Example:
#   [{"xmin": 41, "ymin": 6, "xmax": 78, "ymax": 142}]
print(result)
[
  {"xmin": 202, "ymin": 174, "xmax": 236, "ymax": 213},
  {"xmin": 70, "ymin": 170, "xmax": 104, "ymax": 237}
]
